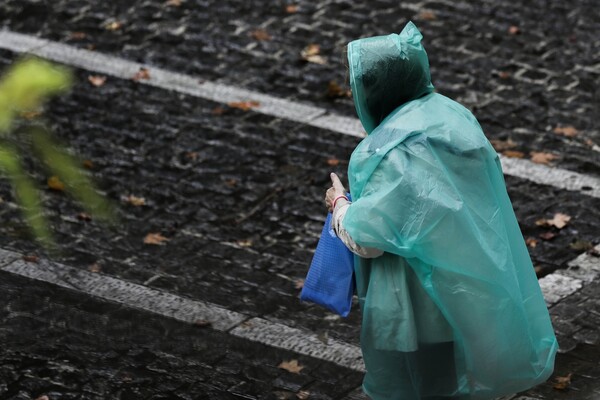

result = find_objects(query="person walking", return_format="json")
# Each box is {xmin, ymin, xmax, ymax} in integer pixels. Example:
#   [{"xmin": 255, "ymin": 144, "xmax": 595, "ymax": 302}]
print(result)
[{"xmin": 324, "ymin": 21, "xmax": 557, "ymax": 400}]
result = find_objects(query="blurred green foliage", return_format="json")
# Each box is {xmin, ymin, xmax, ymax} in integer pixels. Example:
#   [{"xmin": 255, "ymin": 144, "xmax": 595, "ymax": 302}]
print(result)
[{"xmin": 0, "ymin": 57, "xmax": 114, "ymax": 249}]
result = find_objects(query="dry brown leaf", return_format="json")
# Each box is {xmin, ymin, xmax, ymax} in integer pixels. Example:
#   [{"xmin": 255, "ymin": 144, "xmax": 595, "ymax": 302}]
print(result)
[
  {"xmin": 326, "ymin": 81, "xmax": 351, "ymax": 99},
  {"xmin": 228, "ymin": 101, "xmax": 260, "ymax": 111},
  {"xmin": 35, "ymin": 396, "xmax": 50, "ymax": 400},
  {"xmin": 508, "ymin": 25, "xmax": 520, "ymax": 35},
  {"xmin": 251, "ymin": 29, "xmax": 272, "ymax": 41},
  {"xmin": 88, "ymin": 263, "xmax": 102, "ymax": 273},
  {"xmin": 301, "ymin": 44, "xmax": 327, "ymax": 65},
  {"xmin": 570, "ymin": 240, "xmax": 593, "ymax": 251},
  {"xmin": 185, "ymin": 151, "xmax": 199, "ymax": 160},
  {"xmin": 285, "ymin": 4, "xmax": 299, "ymax": 13},
  {"xmin": 225, "ymin": 178, "xmax": 238, "ymax": 187},
  {"xmin": 526, "ymin": 237, "xmax": 538, "ymax": 248},
  {"xmin": 23, "ymin": 255, "xmax": 39, "ymax": 263},
  {"xmin": 418, "ymin": 10, "xmax": 437, "ymax": 20},
  {"xmin": 530, "ymin": 151, "xmax": 559, "ymax": 165},
  {"xmin": 553, "ymin": 125, "xmax": 579, "ymax": 137},
  {"xmin": 327, "ymin": 158, "xmax": 340, "ymax": 166},
  {"xmin": 132, "ymin": 67, "xmax": 151, "ymax": 81},
  {"xmin": 106, "ymin": 21, "xmax": 123, "ymax": 31},
  {"xmin": 502, "ymin": 150, "xmax": 525, "ymax": 158},
  {"xmin": 237, "ymin": 239, "xmax": 253, "ymax": 247},
  {"xmin": 82, "ymin": 159, "xmax": 94, "ymax": 169},
  {"xmin": 144, "ymin": 232, "xmax": 169, "ymax": 245},
  {"xmin": 48, "ymin": 176, "xmax": 65, "ymax": 191},
  {"xmin": 165, "ymin": 0, "xmax": 182, "ymax": 6},
  {"xmin": 539, "ymin": 231, "xmax": 557, "ymax": 240},
  {"xmin": 69, "ymin": 31, "xmax": 87, "ymax": 40},
  {"xmin": 211, "ymin": 106, "xmax": 227, "ymax": 115},
  {"xmin": 123, "ymin": 194, "xmax": 146, "ymax": 206},
  {"xmin": 490, "ymin": 138, "xmax": 517, "ymax": 152},
  {"xmin": 553, "ymin": 373, "xmax": 572, "ymax": 390},
  {"xmin": 20, "ymin": 110, "xmax": 42, "ymax": 119},
  {"xmin": 77, "ymin": 212, "xmax": 92, "ymax": 221},
  {"xmin": 88, "ymin": 75, "xmax": 107, "ymax": 87},
  {"xmin": 194, "ymin": 319, "xmax": 212, "ymax": 327},
  {"xmin": 278, "ymin": 359, "xmax": 304, "ymax": 374},
  {"xmin": 294, "ymin": 279, "xmax": 304, "ymax": 290},
  {"xmin": 536, "ymin": 213, "xmax": 571, "ymax": 229}
]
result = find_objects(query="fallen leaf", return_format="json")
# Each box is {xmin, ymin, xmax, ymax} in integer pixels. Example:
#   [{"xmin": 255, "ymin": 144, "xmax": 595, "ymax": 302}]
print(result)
[
  {"xmin": 123, "ymin": 194, "xmax": 146, "ymax": 206},
  {"xmin": 278, "ymin": 359, "xmax": 304, "ymax": 374},
  {"xmin": 418, "ymin": 10, "xmax": 437, "ymax": 20},
  {"xmin": 35, "ymin": 396, "xmax": 49, "ymax": 400},
  {"xmin": 297, "ymin": 391, "xmax": 310, "ymax": 400},
  {"xmin": 211, "ymin": 106, "xmax": 227, "ymax": 115},
  {"xmin": 327, "ymin": 158, "xmax": 340, "ymax": 166},
  {"xmin": 294, "ymin": 279, "xmax": 304, "ymax": 289},
  {"xmin": 536, "ymin": 213, "xmax": 571, "ymax": 229},
  {"xmin": 570, "ymin": 240, "xmax": 593, "ymax": 251},
  {"xmin": 497, "ymin": 71, "xmax": 511, "ymax": 79},
  {"xmin": 251, "ymin": 28, "xmax": 271, "ymax": 41},
  {"xmin": 82, "ymin": 159, "xmax": 94, "ymax": 169},
  {"xmin": 553, "ymin": 373, "xmax": 572, "ymax": 390},
  {"xmin": 20, "ymin": 110, "xmax": 42, "ymax": 119},
  {"xmin": 326, "ymin": 81, "xmax": 351, "ymax": 99},
  {"xmin": 285, "ymin": 4, "xmax": 299, "ymax": 13},
  {"xmin": 185, "ymin": 151, "xmax": 199, "ymax": 160},
  {"xmin": 301, "ymin": 44, "xmax": 327, "ymax": 65},
  {"xmin": 88, "ymin": 263, "xmax": 101, "ymax": 273},
  {"xmin": 553, "ymin": 125, "xmax": 579, "ymax": 137},
  {"xmin": 106, "ymin": 21, "xmax": 123, "ymax": 31},
  {"xmin": 194, "ymin": 319, "xmax": 212, "ymax": 327},
  {"xmin": 228, "ymin": 101, "xmax": 260, "ymax": 111},
  {"xmin": 23, "ymin": 255, "xmax": 39, "ymax": 263},
  {"xmin": 88, "ymin": 75, "xmax": 107, "ymax": 87},
  {"xmin": 237, "ymin": 239, "xmax": 253, "ymax": 247},
  {"xmin": 508, "ymin": 25, "xmax": 520, "ymax": 35},
  {"xmin": 48, "ymin": 176, "xmax": 65, "ymax": 191},
  {"xmin": 225, "ymin": 178, "xmax": 238, "ymax": 187},
  {"xmin": 132, "ymin": 67, "xmax": 151, "ymax": 81},
  {"xmin": 530, "ymin": 151, "xmax": 559, "ymax": 165},
  {"xmin": 502, "ymin": 150, "xmax": 525, "ymax": 158},
  {"xmin": 539, "ymin": 231, "xmax": 557, "ymax": 240},
  {"xmin": 165, "ymin": 0, "xmax": 182, "ymax": 6},
  {"xmin": 490, "ymin": 138, "xmax": 517, "ymax": 152},
  {"xmin": 69, "ymin": 32, "xmax": 87, "ymax": 40},
  {"xmin": 77, "ymin": 212, "xmax": 92, "ymax": 221},
  {"xmin": 86, "ymin": 44, "xmax": 96, "ymax": 51},
  {"xmin": 144, "ymin": 232, "xmax": 169, "ymax": 245},
  {"xmin": 526, "ymin": 237, "xmax": 538, "ymax": 248}
]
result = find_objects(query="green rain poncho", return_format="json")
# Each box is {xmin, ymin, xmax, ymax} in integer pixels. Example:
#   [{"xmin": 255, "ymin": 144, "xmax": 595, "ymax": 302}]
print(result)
[{"xmin": 344, "ymin": 22, "xmax": 557, "ymax": 399}]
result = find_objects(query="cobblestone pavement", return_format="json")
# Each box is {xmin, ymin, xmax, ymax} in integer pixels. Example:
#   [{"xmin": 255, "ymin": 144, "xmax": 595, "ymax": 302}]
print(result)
[{"xmin": 0, "ymin": 0, "xmax": 598, "ymax": 399}]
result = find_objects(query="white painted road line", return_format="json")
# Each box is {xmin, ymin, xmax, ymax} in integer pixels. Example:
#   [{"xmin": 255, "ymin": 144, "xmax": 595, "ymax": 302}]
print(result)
[
  {"xmin": 0, "ymin": 248, "xmax": 365, "ymax": 372},
  {"xmin": 0, "ymin": 30, "xmax": 599, "ymax": 197},
  {"xmin": 538, "ymin": 244, "xmax": 600, "ymax": 306}
]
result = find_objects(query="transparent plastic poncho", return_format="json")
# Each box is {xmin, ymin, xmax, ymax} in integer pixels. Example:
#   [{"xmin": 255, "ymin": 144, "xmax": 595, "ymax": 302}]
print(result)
[{"xmin": 344, "ymin": 22, "xmax": 557, "ymax": 399}]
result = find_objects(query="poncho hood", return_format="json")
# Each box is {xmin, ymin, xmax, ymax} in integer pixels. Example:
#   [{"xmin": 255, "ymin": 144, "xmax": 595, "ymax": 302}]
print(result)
[{"xmin": 347, "ymin": 21, "xmax": 434, "ymax": 134}]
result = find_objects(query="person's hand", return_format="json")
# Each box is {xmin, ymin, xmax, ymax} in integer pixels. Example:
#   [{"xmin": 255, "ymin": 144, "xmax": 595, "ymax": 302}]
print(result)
[{"xmin": 325, "ymin": 173, "xmax": 347, "ymax": 212}]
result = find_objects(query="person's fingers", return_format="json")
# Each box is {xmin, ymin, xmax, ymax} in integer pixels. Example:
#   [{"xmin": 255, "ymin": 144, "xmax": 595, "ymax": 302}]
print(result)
[{"xmin": 330, "ymin": 172, "xmax": 346, "ymax": 193}]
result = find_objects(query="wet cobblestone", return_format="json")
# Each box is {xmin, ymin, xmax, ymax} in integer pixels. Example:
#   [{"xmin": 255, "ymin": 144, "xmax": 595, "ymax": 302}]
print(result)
[
  {"xmin": 0, "ymin": 271, "xmax": 363, "ymax": 399},
  {"xmin": 0, "ymin": 0, "xmax": 598, "ymax": 176},
  {"xmin": 0, "ymin": 49, "xmax": 598, "ymax": 345}
]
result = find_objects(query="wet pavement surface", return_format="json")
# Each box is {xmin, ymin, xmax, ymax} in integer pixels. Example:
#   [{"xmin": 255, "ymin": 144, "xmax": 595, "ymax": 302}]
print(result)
[{"xmin": 0, "ymin": 0, "xmax": 599, "ymax": 399}]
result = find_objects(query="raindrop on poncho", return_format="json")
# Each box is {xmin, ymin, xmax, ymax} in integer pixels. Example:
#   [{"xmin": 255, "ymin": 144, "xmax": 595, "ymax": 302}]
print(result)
[{"xmin": 344, "ymin": 21, "xmax": 557, "ymax": 400}]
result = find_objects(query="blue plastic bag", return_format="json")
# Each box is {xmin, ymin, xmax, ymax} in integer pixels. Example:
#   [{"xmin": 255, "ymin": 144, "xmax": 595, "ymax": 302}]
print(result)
[{"xmin": 300, "ymin": 209, "xmax": 355, "ymax": 317}]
